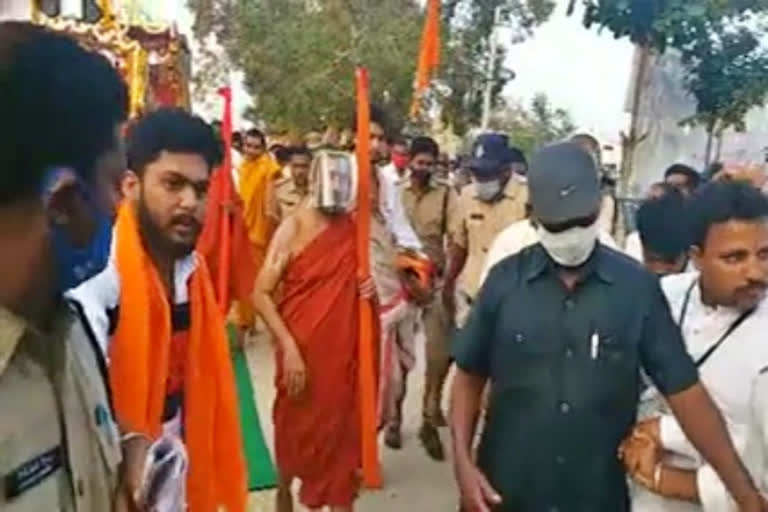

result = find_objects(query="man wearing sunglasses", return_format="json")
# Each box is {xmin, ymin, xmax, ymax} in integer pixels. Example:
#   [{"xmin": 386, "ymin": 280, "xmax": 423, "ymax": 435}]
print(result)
[{"xmin": 449, "ymin": 142, "xmax": 766, "ymax": 512}]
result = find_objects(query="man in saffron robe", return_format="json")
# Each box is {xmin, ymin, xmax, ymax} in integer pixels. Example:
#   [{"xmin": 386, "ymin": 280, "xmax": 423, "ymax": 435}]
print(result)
[
  {"xmin": 235, "ymin": 128, "xmax": 281, "ymax": 331},
  {"xmin": 253, "ymin": 150, "xmax": 375, "ymax": 512},
  {"xmin": 70, "ymin": 109, "xmax": 247, "ymax": 512}
]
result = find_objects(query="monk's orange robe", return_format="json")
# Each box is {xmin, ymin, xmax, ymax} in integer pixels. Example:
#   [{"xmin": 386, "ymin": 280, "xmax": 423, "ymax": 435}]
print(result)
[
  {"xmin": 273, "ymin": 215, "xmax": 363, "ymax": 508},
  {"xmin": 236, "ymin": 153, "xmax": 281, "ymax": 326}
]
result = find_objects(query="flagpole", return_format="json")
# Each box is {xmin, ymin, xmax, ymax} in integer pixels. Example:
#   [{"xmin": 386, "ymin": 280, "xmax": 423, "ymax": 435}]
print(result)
[
  {"xmin": 410, "ymin": 0, "xmax": 441, "ymax": 120},
  {"xmin": 355, "ymin": 67, "xmax": 382, "ymax": 489},
  {"xmin": 217, "ymin": 86, "xmax": 234, "ymax": 312}
]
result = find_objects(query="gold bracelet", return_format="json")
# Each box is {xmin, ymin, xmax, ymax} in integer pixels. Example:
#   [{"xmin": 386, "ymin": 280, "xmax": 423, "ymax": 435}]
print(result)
[{"xmin": 653, "ymin": 463, "xmax": 664, "ymax": 493}]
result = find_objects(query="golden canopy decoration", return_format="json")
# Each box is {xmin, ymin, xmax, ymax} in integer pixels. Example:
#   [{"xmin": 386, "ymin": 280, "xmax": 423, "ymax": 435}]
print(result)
[{"xmin": 31, "ymin": 1, "xmax": 191, "ymax": 117}]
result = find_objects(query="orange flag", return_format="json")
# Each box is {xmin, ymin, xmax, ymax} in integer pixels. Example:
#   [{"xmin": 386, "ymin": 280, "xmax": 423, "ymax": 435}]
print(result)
[
  {"xmin": 410, "ymin": 0, "xmax": 441, "ymax": 118},
  {"xmin": 198, "ymin": 87, "xmax": 257, "ymax": 312},
  {"xmin": 355, "ymin": 67, "xmax": 382, "ymax": 489}
]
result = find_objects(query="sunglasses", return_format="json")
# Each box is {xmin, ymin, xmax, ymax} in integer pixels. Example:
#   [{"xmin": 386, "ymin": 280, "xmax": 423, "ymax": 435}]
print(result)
[{"xmin": 540, "ymin": 213, "xmax": 598, "ymax": 234}]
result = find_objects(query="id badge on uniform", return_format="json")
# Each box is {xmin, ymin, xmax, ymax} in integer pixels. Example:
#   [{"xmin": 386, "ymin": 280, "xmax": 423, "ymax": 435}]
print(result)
[{"xmin": 4, "ymin": 446, "xmax": 62, "ymax": 500}]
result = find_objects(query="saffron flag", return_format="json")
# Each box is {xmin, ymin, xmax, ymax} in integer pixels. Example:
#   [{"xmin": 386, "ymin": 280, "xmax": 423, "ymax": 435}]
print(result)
[
  {"xmin": 197, "ymin": 88, "xmax": 277, "ymax": 492},
  {"xmin": 197, "ymin": 87, "xmax": 256, "ymax": 312},
  {"xmin": 355, "ymin": 68, "xmax": 382, "ymax": 489},
  {"xmin": 410, "ymin": 0, "xmax": 441, "ymax": 118}
]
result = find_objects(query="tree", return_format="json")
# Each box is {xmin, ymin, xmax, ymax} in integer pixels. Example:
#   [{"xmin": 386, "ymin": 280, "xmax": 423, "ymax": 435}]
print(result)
[
  {"xmin": 187, "ymin": 0, "xmax": 425, "ymax": 134},
  {"xmin": 439, "ymin": 0, "xmax": 556, "ymax": 134},
  {"xmin": 680, "ymin": 27, "xmax": 768, "ymax": 166},
  {"xmin": 188, "ymin": 0, "xmax": 556, "ymax": 135},
  {"xmin": 493, "ymin": 93, "xmax": 576, "ymax": 156},
  {"xmin": 568, "ymin": 0, "xmax": 768, "ymax": 190}
]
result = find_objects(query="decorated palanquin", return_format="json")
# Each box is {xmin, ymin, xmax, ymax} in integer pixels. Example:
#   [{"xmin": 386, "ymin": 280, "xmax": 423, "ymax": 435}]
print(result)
[{"xmin": 31, "ymin": 0, "xmax": 190, "ymax": 118}]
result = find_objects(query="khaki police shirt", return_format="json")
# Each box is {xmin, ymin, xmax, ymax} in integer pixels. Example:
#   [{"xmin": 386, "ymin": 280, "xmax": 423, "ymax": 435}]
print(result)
[
  {"xmin": 449, "ymin": 177, "xmax": 528, "ymax": 298},
  {"xmin": 400, "ymin": 179, "xmax": 457, "ymax": 274},
  {"xmin": 268, "ymin": 177, "xmax": 308, "ymax": 224},
  {"xmin": 0, "ymin": 305, "xmax": 120, "ymax": 511}
]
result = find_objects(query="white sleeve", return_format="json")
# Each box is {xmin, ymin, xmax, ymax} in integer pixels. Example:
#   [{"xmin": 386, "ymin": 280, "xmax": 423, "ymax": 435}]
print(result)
[
  {"xmin": 696, "ymin": 421, "xmax": 749, "ymax": 511},
  {"xmin": 660, "ymin": 414, "xmax": 701, "ymax": 460},
  {"xmin": 743, "ymin": 378, "xmax": 768, "ymax": 499},
  {"xmin": 390, "ymin": 184, "xmax": 422, "ymax": 251},
  {"xmin": 624, "ymin": 231, "xmax": 644, "ymax": 262},
  {"xmin": 480, "ymin": 232, "xmax": 510, "ymax": 289},
  {"xmin": 660, "ymin": 410, "xmax": 752, "ymax": 511},
  {"xmin": 66, "ymin": 260, "xmax": 120, "ymax": 356}
]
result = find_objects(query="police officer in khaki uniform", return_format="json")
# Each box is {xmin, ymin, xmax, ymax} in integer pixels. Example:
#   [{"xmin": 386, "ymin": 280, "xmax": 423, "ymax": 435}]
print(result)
[
  {"xmin": 400, "ymin": 136, "xmax": 458, "ymax": 461},
  {"xmin": 0, "ymin": 23, "xmax": 130, "ymax": 511},
  {"xmin": 444, "ymin": 134, "xmax": 529, "ymax": 327},
  {"xmin": 268, "ymin": 146, "xmax": 313, "ymax": 225}
]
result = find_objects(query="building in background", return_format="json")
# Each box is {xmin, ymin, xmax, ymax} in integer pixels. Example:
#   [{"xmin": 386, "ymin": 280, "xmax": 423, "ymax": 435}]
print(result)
[{"xmin": 627, "ymin": 48, "xmax": 768, "ymax": 194}]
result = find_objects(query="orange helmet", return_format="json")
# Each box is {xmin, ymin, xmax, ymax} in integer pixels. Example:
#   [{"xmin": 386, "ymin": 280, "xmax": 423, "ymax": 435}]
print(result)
[{"xmin": 395, "ymin": 251, "xmax": 435, "ymax": 299}]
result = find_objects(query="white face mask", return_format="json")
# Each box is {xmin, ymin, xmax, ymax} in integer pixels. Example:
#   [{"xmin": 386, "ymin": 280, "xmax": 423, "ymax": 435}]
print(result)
[
  {"xmin": 537, "ymin": 222, "xmax": 599, "ymax": 267},
  {"xmin": 475, "ymin": 180, "xmax": 502, "ymax": 202}
]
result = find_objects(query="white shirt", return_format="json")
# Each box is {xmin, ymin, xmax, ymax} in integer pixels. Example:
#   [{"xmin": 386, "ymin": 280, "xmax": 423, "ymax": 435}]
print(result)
[
  {"xmin": 478, "ymin": 218, "xmax": 621, "ymax": 287},
  {"xmin": 67, "ymin": 242, "xmax": 198, "ymax": 438},
  {"xmin": 625, "ymin": 230, "xmax": 644, "ymax": 262},
  {"xmin": 739, "ymin": 372, "xmax": 768, "ymax": 507},
  {"xmin": 632, "ymin": 272, "xmax": 768, "ymax": 511},
  {"xmin": 377, "ymin": 163, "xmax": 422, "ymax": 250}
]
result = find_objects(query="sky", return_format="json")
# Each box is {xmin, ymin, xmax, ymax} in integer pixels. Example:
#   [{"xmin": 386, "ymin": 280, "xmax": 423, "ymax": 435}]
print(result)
[
  {"xmin": 168, "ymin": 0, "xmax": 636, "ymax": 140},
  {"xmin": 503, "ymin": 0, "xmax": 634, "ymax": 142}
]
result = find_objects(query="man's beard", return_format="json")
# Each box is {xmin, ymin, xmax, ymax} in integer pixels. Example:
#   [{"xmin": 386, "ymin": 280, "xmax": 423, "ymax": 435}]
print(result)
[{"xmin": 136, "ymin": 196, "xmax": 197, "ymax": 260}]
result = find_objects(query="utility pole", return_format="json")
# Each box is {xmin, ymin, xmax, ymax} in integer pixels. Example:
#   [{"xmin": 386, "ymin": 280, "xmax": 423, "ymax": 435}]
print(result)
[{"xmin": 480, "ymin": 5, "xmax": 504, "ymax": 131}]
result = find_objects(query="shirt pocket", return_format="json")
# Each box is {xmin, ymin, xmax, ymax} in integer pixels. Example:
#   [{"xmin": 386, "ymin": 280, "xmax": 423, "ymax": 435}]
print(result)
[
  {"xmin": 589, "ymin": 323, "xmax": 641, "ymax": 411},
  {"xmin": 491, "ymin": 317, "xmax": 556, "ymax": 406}
]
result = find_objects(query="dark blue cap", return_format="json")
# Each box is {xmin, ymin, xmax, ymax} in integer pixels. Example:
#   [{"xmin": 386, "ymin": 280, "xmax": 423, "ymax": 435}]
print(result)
[{"xmin": 468, "ymin": 133, "xmax": 514, "ymax": 178}]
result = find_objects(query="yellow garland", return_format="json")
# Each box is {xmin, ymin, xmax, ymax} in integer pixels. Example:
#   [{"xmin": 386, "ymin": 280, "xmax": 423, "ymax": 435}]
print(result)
[
  {"xmin": 128, "ymin": 46, "xmax": 149, "ymax": 117},
  {"xmin": 31, "ymin": 9, "xmax": 188, "ymax": 118}
]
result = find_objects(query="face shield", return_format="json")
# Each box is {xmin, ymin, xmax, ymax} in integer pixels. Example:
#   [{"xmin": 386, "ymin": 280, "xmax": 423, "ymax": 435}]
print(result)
[{"xmin": 310, "ymin": 150, "xmax": 358, "ymax": 215}]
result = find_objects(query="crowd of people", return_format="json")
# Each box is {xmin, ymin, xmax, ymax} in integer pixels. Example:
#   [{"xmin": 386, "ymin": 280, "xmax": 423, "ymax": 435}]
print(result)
[{"xmin": 6, "ymin": 19, "xmax": 768, "ymax": 512}]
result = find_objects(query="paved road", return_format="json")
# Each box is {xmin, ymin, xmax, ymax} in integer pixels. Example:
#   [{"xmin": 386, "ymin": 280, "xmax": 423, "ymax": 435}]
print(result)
[{"xmin": 244, "ymin": 334, "xmax": 458, "ymax": 511}]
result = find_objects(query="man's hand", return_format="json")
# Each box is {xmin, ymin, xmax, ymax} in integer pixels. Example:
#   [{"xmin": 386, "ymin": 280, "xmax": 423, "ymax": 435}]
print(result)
[
  {"xmin": 400, "ymin": 272, "xmax": 432, "ymax": 306},
  {"xmin": 619, "ymin": 431, "xmax": 660, "ymax": 491},
  {"xmin": 715, "ymin": 163, "xmax": 768, "ymax": 189},
  {"xmin": 115, "ymin": 434, "xmax": 150, "ymax": 512},
  {"xmin": 358, "ymin": 275, "xmax": 377, "ymax": 300},
  {"xmin": 633, "ymin": 417, "xmax": 661, "ymax": 447},
  {"xmin": 281, "ymin": 341, "xmax": 307, "ymax": 398},
  {"xmin": 455, "ymin": 458, "xmax": 502, "ymax": 512}
]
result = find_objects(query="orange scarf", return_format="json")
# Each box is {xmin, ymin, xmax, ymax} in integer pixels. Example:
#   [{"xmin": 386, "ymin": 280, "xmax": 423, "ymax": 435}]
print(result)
[{"xmin": 109, "ymin": 202, "xmax": 247, "ymax": 512}]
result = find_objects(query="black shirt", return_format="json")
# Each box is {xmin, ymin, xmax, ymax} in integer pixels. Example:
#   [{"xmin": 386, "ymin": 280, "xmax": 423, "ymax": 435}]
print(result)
[{"xmin": 452, "ymin": 243, "xmax": 698, "ymax": 512}]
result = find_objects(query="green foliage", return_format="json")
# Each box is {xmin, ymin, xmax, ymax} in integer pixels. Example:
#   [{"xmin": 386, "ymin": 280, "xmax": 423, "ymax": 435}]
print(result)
[
  {"xmin": 571, "ymin": 0, "xmax": 768, "ymax": 52},
  {"xmin": 439, "ymin": 0, "xmax": 555, "ymax": 134},
  {"xmin": 189, "ymin": 0, "xmax": 423, "ymax": 134},
  {"xmin": 679, "ymin": 26, "xmax": 768, "ymax": 163},
  {"xmin": 494, "ymin": 93, "xmax": 576, "ymax": 157},
  {"xmin": 570, "ymin": 0, "xmax": 768, "ymax": 188},
  {"xmin": 681, "ymin": 27, "xmax": 768, "ymax": 132},
  {"xmin": 188, "ymin": 0, "xmax": 555, "ymax": 135}
]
